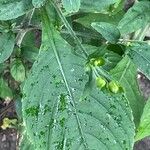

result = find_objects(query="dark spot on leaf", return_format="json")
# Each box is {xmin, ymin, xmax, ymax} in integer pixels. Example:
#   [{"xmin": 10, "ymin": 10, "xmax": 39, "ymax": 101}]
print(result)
[{"xmin": 25, "ymin": 106, "xmax": 39, "ymax": 116}]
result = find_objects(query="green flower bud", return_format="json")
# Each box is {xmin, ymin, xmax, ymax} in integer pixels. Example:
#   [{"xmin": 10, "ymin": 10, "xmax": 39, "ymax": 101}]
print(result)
[
  {"xmin": 96, "ymin": 77, "xmax": 106, "ymax": 89},
  {"xmin": 108, "ymin": 81, "xmax": 120, "ymax": 93},
  {"xmin": 85, "ymin": 63, "xmax": 91, "ymax": 72},
  {"xmin": 90, "ymin": 57, "xmax": 105, "ymax": 67}
]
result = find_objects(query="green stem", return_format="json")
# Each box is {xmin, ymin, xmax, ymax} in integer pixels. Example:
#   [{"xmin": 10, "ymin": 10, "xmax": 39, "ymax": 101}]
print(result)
[
  {"xmin": 15, "ymin": 9, "xmax": 35, "ymax": 47},
  {"xmin": 118, "ymin": 39, "xmax": 149, "ymax": 44},
  {"xmin": 51, "ymin": 1, "xmax": 89, "ymax": 58},
  {"xmin": 93, "ymin": 67, "xmax": 112, "ymax": 81}
]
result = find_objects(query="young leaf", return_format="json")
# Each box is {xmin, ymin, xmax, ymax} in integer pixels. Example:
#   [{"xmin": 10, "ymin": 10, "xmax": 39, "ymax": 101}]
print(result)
[
  {"xmin": 118, "ymin": 1, "xmax": 150, "ymax": 34},
  {"xmin": 10, "ymin": 59, "xmax": 26, "ymax": 82},
  {"xmin": 136, "ymin": 97, "xmax": 150, "ymax": 141},
  {"xmin": 0, "ymin": 78, "xmax": 13, "ymax": 100},
  {"xmin": 0, "ymin": 0, "xmax": 33, "ymax": 20},
  {"xmin": 22, "ymin": 11, "xmax": 135, "ymax": 150},
  {"xmin": 0, "ymin": 32, "xmax": 15, "ymax": 63},
  {"xmin": 32, "ymin": 0, "xmax": 46, "ymax": 8},
  {"xmin": 91, "ymin": 22, "xmax": 120, "ymax": 43},
  {"xmin": 127, "ymin": 42, "xmax": 150, "ymax": 80},
  {"xmin": 110, "ymin": 56, "xmax": 145, "ymax": 127},
  {"xmin": 62, "ymin": 0, "xmax": 80, "ymax": 13}
]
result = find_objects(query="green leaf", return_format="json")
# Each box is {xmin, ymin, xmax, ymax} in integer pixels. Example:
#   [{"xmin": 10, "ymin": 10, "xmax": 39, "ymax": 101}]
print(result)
[
  {"xmin": 127, "ymin": 42, "xmax": 150, "ymax": 80},
  {"xmin": 91, "ymin": 22, "xmax": 120, "ymax": 43},
  {"xmin": 80, "ymin": 0, "xmax": 118, "ymax": 13},
  {"xmin": 32, "ymin": 0, "xmax": 46, "ymax": 8},
  {"xmin": 21, "ymin": 46, "xmax": 39, "ymax": 63},
  {"xmin": 0, "ymin": 0, "xmax": 33, "ymax": 21},
  {"xmin": 136, "ymin": 97, "xmax": 150, "ymax": 141},
  {"xmin": 62, "ymin": 0, "xmax": 80, "ymax": 13},
  {"xmin": 76, "ymin": 11, "xmax": 124, "ymax": 28},
  {"xmin": 21, "ymin": 31, "xmax": 39, "ymax": 63},
  {"xmin": 110, "ymin": 56, "xmax": 145, "ymax": 127},
  {"xmin": 0, "ymin": 32, "xmax": 15, "ymax": 63},
  {"xmin": 10, "ymin": 59, "xmax": 26, "ymax": 82},
  {"xmin": 19, "ymin": 132, "xmax": 34, "ymax": 150},
  {"xmin": 22, "ymin": 11, "xmax": 135, "ymax": 150},
  {"xmin": 118, "ymin": 1, "xmax": 150, "ymax": 34},
  {"xmin": 0, "ymin": 78, "xmax": 13, "ymax": 100}
]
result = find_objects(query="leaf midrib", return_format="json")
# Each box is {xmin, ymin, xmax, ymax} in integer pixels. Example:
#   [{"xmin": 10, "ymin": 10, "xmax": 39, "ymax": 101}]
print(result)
[{"xmin": 42, "ymin": 12, "xmax": 89, "ymax": 149}]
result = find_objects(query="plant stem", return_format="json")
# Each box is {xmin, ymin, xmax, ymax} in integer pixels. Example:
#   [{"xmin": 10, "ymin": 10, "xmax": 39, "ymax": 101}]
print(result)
[
  {"xmin": 15, "ymin": 9, "xmax": 35, "ymax": 47},
  {"xmin": 51, "ymin": 1, "xmax": 89, "ymax": 58},
  {"xmin": 93, "ymin": 67, "xmax": 112, "ymax": 81},
  {"xmin": 119, "ymin": 39, "xmax": 150, "ymax": 44}
]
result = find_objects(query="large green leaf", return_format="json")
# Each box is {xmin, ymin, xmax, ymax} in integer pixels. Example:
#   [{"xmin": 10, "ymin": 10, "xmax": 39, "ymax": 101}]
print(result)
[
  {"xmin": 91, "ymin": 22, "xmax": 120, "ymax": 43},
  {"xmin": 62, "ymin": 0, "xmax": 80, "ymax": 13},
  {"xmin": 118, "ymin": 1, "xmax": 150, "ymax": 34},
  {"xmin": 0, "ymin": 0, "xmax": 33, "ymax": 20},
  {"xmin": 22, "ymin": 11, "xmax": 135, "ymax": 150},
  {"xmin": 136, "ymin": 97, "xmax": 150, "ymax": 141},
  {"xmin": 0, "ymin": 32, "xmax": 15, "ymax": 63},
  {"xmin": 110, "ymin": 56, "xmax": 145, "ymax": 127},
  {"xmin": 32, "ymin": 0, "xmax": 46, "ymax": 8},
  {"xmin": 80, "ymin": 0, "xmax": 118, "ymax": 13},
  {"xmin": 126, "ymin": 42, "xmax": 150, "ymax": 80},
  {"xmin": 76, "ymin": 11, "xmax": 124, "ymax": 28}
]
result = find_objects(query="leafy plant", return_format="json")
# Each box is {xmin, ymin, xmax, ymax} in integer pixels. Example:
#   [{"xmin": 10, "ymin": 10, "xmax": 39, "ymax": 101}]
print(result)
[{"xmin": 0, "ymin": 0, "xmax": 150, "ymax": 150}]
